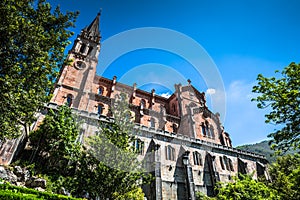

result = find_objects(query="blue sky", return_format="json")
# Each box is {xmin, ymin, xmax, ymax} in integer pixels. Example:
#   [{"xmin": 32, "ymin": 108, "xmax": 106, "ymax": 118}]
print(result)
[{"xmin": 49, "ymin": 0, "xmax": 300, "ymax": 146}]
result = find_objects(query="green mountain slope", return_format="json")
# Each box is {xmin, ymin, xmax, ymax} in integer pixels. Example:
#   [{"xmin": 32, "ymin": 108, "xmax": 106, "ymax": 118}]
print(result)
[
  {"xmin": 237, "ymin": 140, "xmax": 298, "ymax": 163},
  {"xmin": 236, "ymin": 140, "xmax": 276, "ymax": 163}
]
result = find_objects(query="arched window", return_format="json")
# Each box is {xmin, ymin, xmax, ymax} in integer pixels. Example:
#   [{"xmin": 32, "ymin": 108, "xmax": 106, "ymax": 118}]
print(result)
[
  {"xmin": 66, "ymin": 94, "xmax": 73, "ymax": 107},
  {"xmin": 98, "ymin": 87, "xmax": 103, "ymax": 95},
  {"xmin": 133, "ymin": 139, "xmax": 144, "ymax": 155},
  {"xmin": 165, "ymin": 145, "xmax": 175, "ymax": 161},
  {"xmin": 193, "ymin": 151, "xmax": 202, "ymax": 166},
  {"xmin": 97, "ymin": 104, "xmax": 104, "ymax": 115}
]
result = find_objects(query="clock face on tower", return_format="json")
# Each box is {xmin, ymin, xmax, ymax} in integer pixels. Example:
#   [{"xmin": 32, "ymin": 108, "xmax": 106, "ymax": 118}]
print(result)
[{"xmin": 74, "ymin": 60, "xmax": 86, "ymax": 70}]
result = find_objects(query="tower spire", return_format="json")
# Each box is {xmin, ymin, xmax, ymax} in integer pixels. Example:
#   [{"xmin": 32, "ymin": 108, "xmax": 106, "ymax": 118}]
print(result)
[{"xmin": 82, "ymin": 12, "xmax": 101, "ymax": 43}]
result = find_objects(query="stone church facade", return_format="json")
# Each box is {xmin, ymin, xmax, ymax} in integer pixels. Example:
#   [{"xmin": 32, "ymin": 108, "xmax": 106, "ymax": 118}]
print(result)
[{"xmin": 0, "ymin": 13, "xmax": 268, "ymax": 199}]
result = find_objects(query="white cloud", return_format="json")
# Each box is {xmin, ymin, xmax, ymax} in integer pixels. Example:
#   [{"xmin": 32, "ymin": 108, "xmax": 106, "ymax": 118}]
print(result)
[
  {"xmin": 160, "ymin": 92, "xmax": 172, "ymax": 98},
  {"xmin": 206, "ymin": 88, "xmax": 216, "ymax": 95}
]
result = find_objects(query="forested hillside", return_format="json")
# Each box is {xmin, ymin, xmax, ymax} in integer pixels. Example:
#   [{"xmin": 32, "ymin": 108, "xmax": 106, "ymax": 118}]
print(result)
[{"xmin": 237, "ymin": 140, "xmax": 297, "ymax": 163}]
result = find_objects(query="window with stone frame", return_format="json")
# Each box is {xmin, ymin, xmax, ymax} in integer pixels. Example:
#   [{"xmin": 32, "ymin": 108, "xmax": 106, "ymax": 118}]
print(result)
[
  {"xmin": 79, "ymin": 43, "xmax": 86, "ymax": 53},
  {"xmin": 87, "ymin": 46, "xmax": 93, "ymax": 55},
  {"xmin": 229, "ymin": 158, "xmax": 234, "ymax": 171},
  {"xmin": 98, "ymin": 86, "xmax": 104, "ymax": 95},
  {"xmin": 140, "ymin": 99, "xmax": 146, "ymax": 109},
  {"xmin": 150, "ymin": 118, "xmax": 156, "ymax": 128},
  {"xmin": 172, "ymin": 123, "xmax": 178, "ymax": 133},
  {"xmin": 165, "ymin": 145, "xmax": 175, "ymax": 161},
  {"xmin": 66, "ymin": 94, "xmax": 73, "ymax": 107},
  {"xmin": 205, "ymin": 121, "xmax": 210, "ymax": 138},
  {"xmin": 133, "ymin": 139, "xmax": 144, "ymax": 155},
  {"xmin": 193, "ymin": 151, "xmax": 202, "ymax": 166},
  {"xmin": 223, "ymin": 156, "xmax": 230, "ymax": 171},
  {"xmin": 219, "ymin": 156, "xmax": 225, "ymax": 170},
  {"xmin": 97, "ymin": 104, "xmax": 104, "ymax": 115},
  {"xmin": 209, "ymin": 126, "xmax": 215, "ymax": 139},
  {"xmin": 201, "ymin": 122, "xmax": 206, "ymax": 136}
]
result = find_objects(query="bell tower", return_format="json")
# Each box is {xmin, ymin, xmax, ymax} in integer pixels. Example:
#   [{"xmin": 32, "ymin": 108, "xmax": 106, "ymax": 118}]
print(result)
[{"xmin": 51, "ymin": 13, "xmax": 101, "ymax": 110}]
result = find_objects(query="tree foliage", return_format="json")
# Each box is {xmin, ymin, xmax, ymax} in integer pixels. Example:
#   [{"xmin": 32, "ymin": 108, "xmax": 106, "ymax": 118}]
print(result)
[
  {"xmin": 29, "ymin": 105, "xmax": 81, "ymax": 177},
  {"xmin": 252, "ymin": 62, "xmax": 300, "ymax": 151},
  {"xmin": 216, "ymin": 174, "xmax": 279, "ymax": 200},
  {"xmin": 0, "ymin": 0, "xmax": 78, "ymax": 139},
  {"xmin": 268, "ymin": 154, "xmax": 300, "ymax": 200},
  {"xmin": 69, "ymin": 93, "xmax": 150, "ymax": 199}
]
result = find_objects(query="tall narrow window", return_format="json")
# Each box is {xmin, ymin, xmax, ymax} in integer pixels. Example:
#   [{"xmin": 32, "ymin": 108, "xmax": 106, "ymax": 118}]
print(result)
[
  {"xmin": 229, "ymin": 158, "xmax": 234, "ymax": 171},
  {"xmin": 210, "ymin": 126, "xmax": 215, "ymax": 139},
  {"xmin": 98, "ymin": 87, "xmax": 103, "ymax": 95},
  {"xmin": 79, "ymin": 43, "xmax": 86, "ymax": 53},
  {"xmin": 140, "ymin": 99, "xmax": 146, "ymax": 109},
  {"xmin": 193, "ymin": 151, "xmax": 202, "ymax": 166},
  {"xmin": 172, "ymin": 123, "xmax": 178, "ymax": 133},
  {"xmin": 66, "ymin": 94, "xmax": 73, "ymax": 107},
  {"xmin": 205, "ymin": 122, "xmax": 210, "ymax": 138},
  {"xmin": 223, "ymin": 156, "xmax": 230, "ymax": 171},
  {"xmin": 97, "ymin": 104, "xmax": 103, "ymax": 115},
  {"xmin": 220, "ymin": 156, "xmax": 225, "ymax": 170},
  {"xmin": 87, "ymin": 47, "xmax": 93, "ymax": 55},
  {"xmin": 133, "ymin": 139, "xmax": 144, "ymax": 155},
  {"xmin": 150, "ymin": 118, "xmax": 155, "ymax": 128},
  {"xmin": 172, "ymin": 103, "xmax": 176, "ymax": 113},
  {"xmin": 201, "ymin": 123, "xmax": 206, "ymax": 136},
  {"xmin": 165, "ymin": 145, "xmax": 175, "ymax": 161}
]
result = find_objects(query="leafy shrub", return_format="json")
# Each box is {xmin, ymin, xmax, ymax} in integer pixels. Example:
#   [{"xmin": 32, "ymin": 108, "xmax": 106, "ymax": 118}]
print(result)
[
  {"xmin": 0, "ymin": 182, "xmax": 82, "ymax": 200},
  {"xmin": 216, "ymin": 174, "xmax": 279, "ymax": 200}
]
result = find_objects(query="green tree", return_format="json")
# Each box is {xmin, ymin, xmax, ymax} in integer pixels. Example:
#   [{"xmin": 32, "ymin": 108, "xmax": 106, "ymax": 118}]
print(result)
[
  {"xmin": 268, "ymin": 154, "xmax": 300, "ymax": 200},
  {"xmin": 29, "ymin": 105, "xmax": 81, "ymax": 177},
  {"xmin": 216, "ymin": 174, "xmax": 279, "ymax": 200},
  {"xmin": 0, "ymin": 0, "xmax": 78, "ymax": 139},
  {"xmin": 252, "ymin": 62, "xmax": 300, "ymax": 151},
  {"xmin": 69, "ymin": 93, "xmax": 150, "ymax": 199}
]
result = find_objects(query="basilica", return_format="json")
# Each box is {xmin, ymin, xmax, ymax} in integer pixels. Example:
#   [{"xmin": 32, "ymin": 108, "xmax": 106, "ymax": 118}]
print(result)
[{"xmin": 0, "ymin": 13, "xmax": 268, "ymax": 199}]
